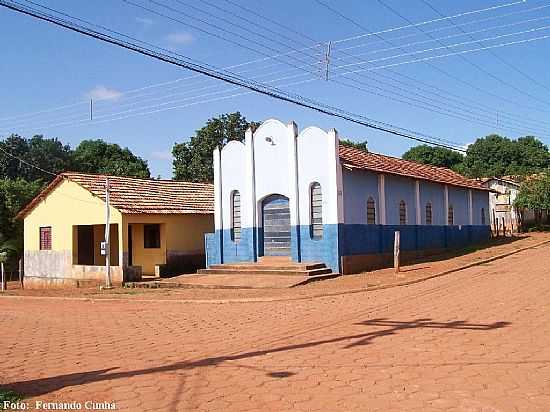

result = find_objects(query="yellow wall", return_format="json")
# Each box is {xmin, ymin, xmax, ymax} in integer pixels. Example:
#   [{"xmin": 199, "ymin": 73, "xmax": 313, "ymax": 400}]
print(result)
[
  {"xmin": 24, "ymin": 179, "xmax": 123, "ymax": 256},
  {"xmin": 23, "ymin": 179, "xmax": 214, "ymax": 277},
  {"xmin": 123, "ymin": 214, "xmax": 213, "ymax": 275}
]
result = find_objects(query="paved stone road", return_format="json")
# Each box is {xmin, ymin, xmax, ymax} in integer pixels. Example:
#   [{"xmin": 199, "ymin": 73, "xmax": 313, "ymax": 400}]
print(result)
[{"xmin": 1, "ymin": 243, "xmax": 550, "ymax": 411}]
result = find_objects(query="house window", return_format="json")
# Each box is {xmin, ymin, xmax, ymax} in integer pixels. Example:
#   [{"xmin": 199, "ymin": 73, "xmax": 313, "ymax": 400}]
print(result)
[
  {"xmin": 367, "ymin": 197, "xmax": 376, "ymax": 224},
  {"xmin": 399, "ymin": 200, "xmax": 407, "ymax": 225},
  {"xmin": 310, "ymin": 182, "xmax": 323, "ymax": 239},
  {"xmin": 39, "ymin": 227, "xmax": 52, "ymax": 250},
  {"xmin": 425, "ymin": 202, "xmax": 432, "ymax": 225},
  {"xmin": 448, "ymin": 205, "xmax": 454, "ymax": 225},
  {"xmin": 481, "ymin": 208, "xmax": 486, "ymax": 225},
  {"xmin": 144, "ymin": 224, "xmax": 161, "ymax": 249},
  {"xmin": 231, "ymin": 191, "xmax": 241, "ymax": 242}
]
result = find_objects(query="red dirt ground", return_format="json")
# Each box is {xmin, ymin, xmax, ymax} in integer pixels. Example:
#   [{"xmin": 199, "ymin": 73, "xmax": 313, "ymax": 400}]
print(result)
[{"xmin": 1, "ymin": 234, "xmax": 549, "ymax": 411}]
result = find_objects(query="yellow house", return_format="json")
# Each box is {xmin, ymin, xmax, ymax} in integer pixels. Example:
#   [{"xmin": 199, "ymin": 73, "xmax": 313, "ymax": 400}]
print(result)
[{"xmin": 17, "ymin": 172, "xmax": 214, "ymax": 288}]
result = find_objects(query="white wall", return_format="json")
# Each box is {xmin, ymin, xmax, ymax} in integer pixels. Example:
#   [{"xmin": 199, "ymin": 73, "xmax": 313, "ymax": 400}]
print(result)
[{"xmin": 297, "ymin": 126, "xmax": 341, "ymax": 226}]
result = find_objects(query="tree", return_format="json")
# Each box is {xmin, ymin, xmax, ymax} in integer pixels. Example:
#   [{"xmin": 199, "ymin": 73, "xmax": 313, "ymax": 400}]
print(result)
[
  {"xmin": 0, "ymin": 134, "xmax": 73, "ymax": 181},
  {"xmin": 72, "ymin": 140, "xmax": 150, "ymax": 178},
  {"xmin": 340, "ymin": 139, "xmax": 368, "ymax": 152},
  {"xmin": 402, "ymin": 145, "xmax": 464, "ymax": 170},
  {"xmin": 462, "ymin": 135, "xmax": 550, "ymax": 178},
  {"xmin": 172, "ymin": 112, "xmax": 259, "ymax": 182},
  {"xmin": 514, "ymin": 172, "xmax": 550, "ymax": 226},
  {"xmin": 0, "ymin": 179, "xmax": 42, "ymax": 268}
]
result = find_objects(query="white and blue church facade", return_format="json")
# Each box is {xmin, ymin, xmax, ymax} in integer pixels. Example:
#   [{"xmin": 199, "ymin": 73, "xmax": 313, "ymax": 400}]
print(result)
[{"xmin": 205, "ymin": 119, "xmax": 490, "ymax": 274}]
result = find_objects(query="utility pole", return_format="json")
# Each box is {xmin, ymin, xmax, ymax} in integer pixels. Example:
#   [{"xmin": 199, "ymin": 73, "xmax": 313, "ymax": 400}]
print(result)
[
  {"xmin": 324, "ymin": 41, "xmax": 332, "ymax": 81},
  {"xmin": 90, "ymin": 99, "xmax": 93, "ymax": 121},
  {"xmin": 104, "ymin": 177, "xmax": 112, "ymax": 288}
]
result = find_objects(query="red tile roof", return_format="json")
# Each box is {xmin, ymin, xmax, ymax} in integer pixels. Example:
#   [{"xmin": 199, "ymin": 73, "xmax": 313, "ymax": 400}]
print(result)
[
  {"xmin": 339, "ymin": 146, "xmax": 487, "ymax": 191},
  {"xmin": 17, "ymin": 172, "xmax": 214, "ymax": 218}
]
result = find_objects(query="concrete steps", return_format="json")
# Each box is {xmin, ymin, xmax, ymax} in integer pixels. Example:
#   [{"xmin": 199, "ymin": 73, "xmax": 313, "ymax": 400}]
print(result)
[{"xmin": 198, "ymin": 261, "xmax": 333, "ymax": 277}]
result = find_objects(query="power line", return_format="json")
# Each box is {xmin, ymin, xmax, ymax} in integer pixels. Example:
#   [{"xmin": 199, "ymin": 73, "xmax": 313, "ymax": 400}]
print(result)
[
  {"xmin": 331, "ymin": 0, "xmax": 527, "ymax": 44},
  {"xmin": 421, "ymin": 0, "xmax": 550, "ymax": 94},
  {"xmin": 0, "ymin": 145, "xmax": 57, "ymax": 177},
  {"xmin": 332, "ymin": 23, "xmax": 550, "ymax": 72},
  {"xmin": 5, "ymin": 0, "xmax": 550, "ymax": 140},
  {"xmin": 0, "ymin": 0, "xmax": 468, "ymax": 152},
  {"xmin": 313, "ymin": 0, "xmax": 550, "ymax": 126},
  {"xmin": 134, "ymin": 0, "xmax": 550, "ymax": 136},
  {"xmin": 376, "ymin": 0, "xmax": 550, "ymax": 112},
  {"xmin": 337, "ymin": 3, "xmax": 550, "ymax": 54}
]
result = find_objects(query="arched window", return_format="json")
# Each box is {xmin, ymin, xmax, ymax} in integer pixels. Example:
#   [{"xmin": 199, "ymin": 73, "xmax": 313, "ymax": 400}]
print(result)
[
  {"xmin": 481, "ymin": 208, "xmax": 486, "ymax": 225},
  {"xmin": 425, "ymin": 202, "xmax": 432, "ymax": 225},
  {"xmin": 448, "ymin": 204, "xmax": 454, "ymax": 226},
  {"xmin": 231, "ymin": 191, "xmax": 241, "ymax": 242},
  {"xmin": 310, "ymin": 182, "xmax": 323, "ymax": 239},
  {"xmin": 399, "ymin": 200, "xmax": 407, "ymax": 225},
  {"xmin": 367, "ymin": 197, "xmax": 376, "ymax": 224}
]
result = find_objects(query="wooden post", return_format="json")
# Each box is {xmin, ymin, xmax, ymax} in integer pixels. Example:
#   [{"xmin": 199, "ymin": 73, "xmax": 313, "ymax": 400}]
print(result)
[
  {"xmin": 18, "ymin": 259, "xmax": 23, "ymax": 289},
  {"xmin": 394, "ymin": 231, "xmax": 400, "ymax": 274},
  {"xmin": 501, "ymin": 217, "xmax": 506, "ymax": 237},
  {"xmin": 1, "ymin": 262, "xmax": 5, "ymax": 292}
]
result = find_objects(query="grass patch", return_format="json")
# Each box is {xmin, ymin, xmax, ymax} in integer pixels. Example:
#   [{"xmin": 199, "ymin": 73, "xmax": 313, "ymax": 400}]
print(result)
[{"xmin": 0, "ymin": 389, "xmax": 23, "ymax": 409}]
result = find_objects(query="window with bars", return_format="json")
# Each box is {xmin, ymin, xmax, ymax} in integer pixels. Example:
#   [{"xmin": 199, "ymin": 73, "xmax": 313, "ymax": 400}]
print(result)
[
  {"xmin": 425, "ymin": 202, "xmax": 433, "ymax": 225},
  {"xmin": 481, "ymin": 208, "xmax": 486, "ymax": 225},
  {"xmin": 39, "ymin": 226, "xmax": 52, "ymax": 250},
  {"xmin": 231, "ymin": 191, "xmax": 241, "ymax": 242},
  {"xmin": 367, "ymin": 197, "xmax": 376, "ymax": 224},
  {"xmin": 310, "ymin": 183, "xmax": 323, "ymax": 239},
  {"xmin": 399, "ymin": 200, "xmax": 407, "ymax": 225},
  {"xmin": 448, "ymin": 205, "xmax": 454, "ymax": 225}
]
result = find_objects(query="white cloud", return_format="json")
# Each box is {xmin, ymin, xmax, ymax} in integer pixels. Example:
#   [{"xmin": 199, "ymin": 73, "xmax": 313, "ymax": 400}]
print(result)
[
  {"xmin": 87, "ymin": 86, "xmax": 122, "ymax": 101},
  {"xmin": 151, "ymin": 150, "xmax": 173, "ymax": 161},
  {"xmin": 165, "ymin": 32, "xmax": 194, "ymax": 46},
  {"xmin": 135, "ymin": 17, "xmax": 154, "ymax": 26}
]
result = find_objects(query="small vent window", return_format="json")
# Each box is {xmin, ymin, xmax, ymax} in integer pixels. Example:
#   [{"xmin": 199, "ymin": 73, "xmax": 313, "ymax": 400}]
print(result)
[
  {"xmin": 399, "ymin": 200, "xmax": 407, "ymax": 225},
  {"xmin": 448, "ymin": 205, "xmax": 454, "ymax": 225},
  {"xmin": 39, "ymin": 227, "xmax": 52, "ymax": 250},
  {"xmin": 425, "ymin": 202, "xmax": 432, "ymax": 225},
  {"xmin": 231, "ymin": 191, "xmax": 241, "ymax": 242},
  {"xmin": 310, "ymin": 183, "xmax": 323, "ymax": 239},
  {"xmin": 367, "ymin": 197, "xmax": 376, "ymax": 224}
]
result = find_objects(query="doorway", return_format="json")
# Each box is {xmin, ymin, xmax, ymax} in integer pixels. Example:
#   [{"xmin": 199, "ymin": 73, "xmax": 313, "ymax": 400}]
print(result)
[{"xmin": 262, "ymin": 194, "xmax": 291, "ymax": 256}]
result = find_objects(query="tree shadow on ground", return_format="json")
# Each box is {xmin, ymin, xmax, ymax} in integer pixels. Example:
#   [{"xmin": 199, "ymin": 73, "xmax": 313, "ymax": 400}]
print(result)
[
  {"xmin": 5, "ymin": 318, "xmax": 510, "ymax": 398},
  {"xmin": 410, "ymin": 235, "xmax": 524, "ymax": 266}
]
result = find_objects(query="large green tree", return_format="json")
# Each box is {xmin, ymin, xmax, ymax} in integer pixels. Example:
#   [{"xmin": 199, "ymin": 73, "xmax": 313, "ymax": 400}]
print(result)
[
  {"xmin": 0, "ymin": 134, "xmax": 73, "ymax": 181},
  {"xmin": 514, "ymin": 172, "xmax": 550, "ymax": 226},
  {"xmin": 172, "ymin": 112, "xmax": 259, "ymax": 182},
  {"xmin": 72, "ymin": 140, "xmax": 150, "ymax": 178},
  {"xmin": 402, "ymin": 145, "xmax": 464, "ymax": 170},
  {"xmin": 340, "ymin": 138, "xmax": 368, "ymax": 152},
  {"xmin": 0, "ymin": 178, "xmax": 42, "ymax": 267},
  {"xmin": 462, "ymin": 135, "xmax": 550, "ymax": 178}
]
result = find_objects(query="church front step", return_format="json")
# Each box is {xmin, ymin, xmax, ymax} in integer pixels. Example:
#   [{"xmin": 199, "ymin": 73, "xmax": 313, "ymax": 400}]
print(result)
[
  {"xmin": 198, "ymin": 261, "xmax": 333, "ymax": 277},
  {"xmin": 207, "ymin": 262, "xmax": 327, "ymax": 271}
]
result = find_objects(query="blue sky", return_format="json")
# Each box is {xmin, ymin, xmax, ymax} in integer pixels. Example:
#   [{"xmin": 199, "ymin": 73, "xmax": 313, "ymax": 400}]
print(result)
[{"xmin": 1, "ymin": 0, "xmax": 550, "ymax": 178}]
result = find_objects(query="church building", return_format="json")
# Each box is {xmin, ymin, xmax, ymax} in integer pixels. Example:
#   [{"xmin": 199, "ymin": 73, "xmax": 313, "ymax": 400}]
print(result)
[{"xmin": 205, "ymin": 119, "xmax": 490, "ymax": 274}]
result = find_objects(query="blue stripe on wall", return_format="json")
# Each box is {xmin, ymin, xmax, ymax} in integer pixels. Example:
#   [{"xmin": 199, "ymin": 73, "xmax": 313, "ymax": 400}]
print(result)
[{"xmin": 206, "ymin": 224, "xmax": 490, "ymax": 273}]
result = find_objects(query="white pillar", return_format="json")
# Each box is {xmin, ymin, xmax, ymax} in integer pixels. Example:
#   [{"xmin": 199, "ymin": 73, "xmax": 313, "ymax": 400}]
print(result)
[
  {"xmin": 327, "ymin": 128, "xmax": 344, "ymax": 225},
  {"xmin": 378, "ymin": 174, "xmax": 386, "ymax": 225},
  {"xmin": 213, "ymin": 147, "xmax": 222, "ymax": 231},
  {"xmin": 287, "ymin": 122, "xmax": 300, "ymax": 228},
  {"xmin": 444, "ymin": 185, "xmax": 449, "ymax": 226},
  {"xmin": 415, "ymin": 180, "xmax": 421, "ymax": 225},
  {"xmin": 245, "ymin": 127, "xmax": 256, "ymax": 259},
  {"xmin": 468, "ymin": 189, "xmax": 473, "ymax": 225}
]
